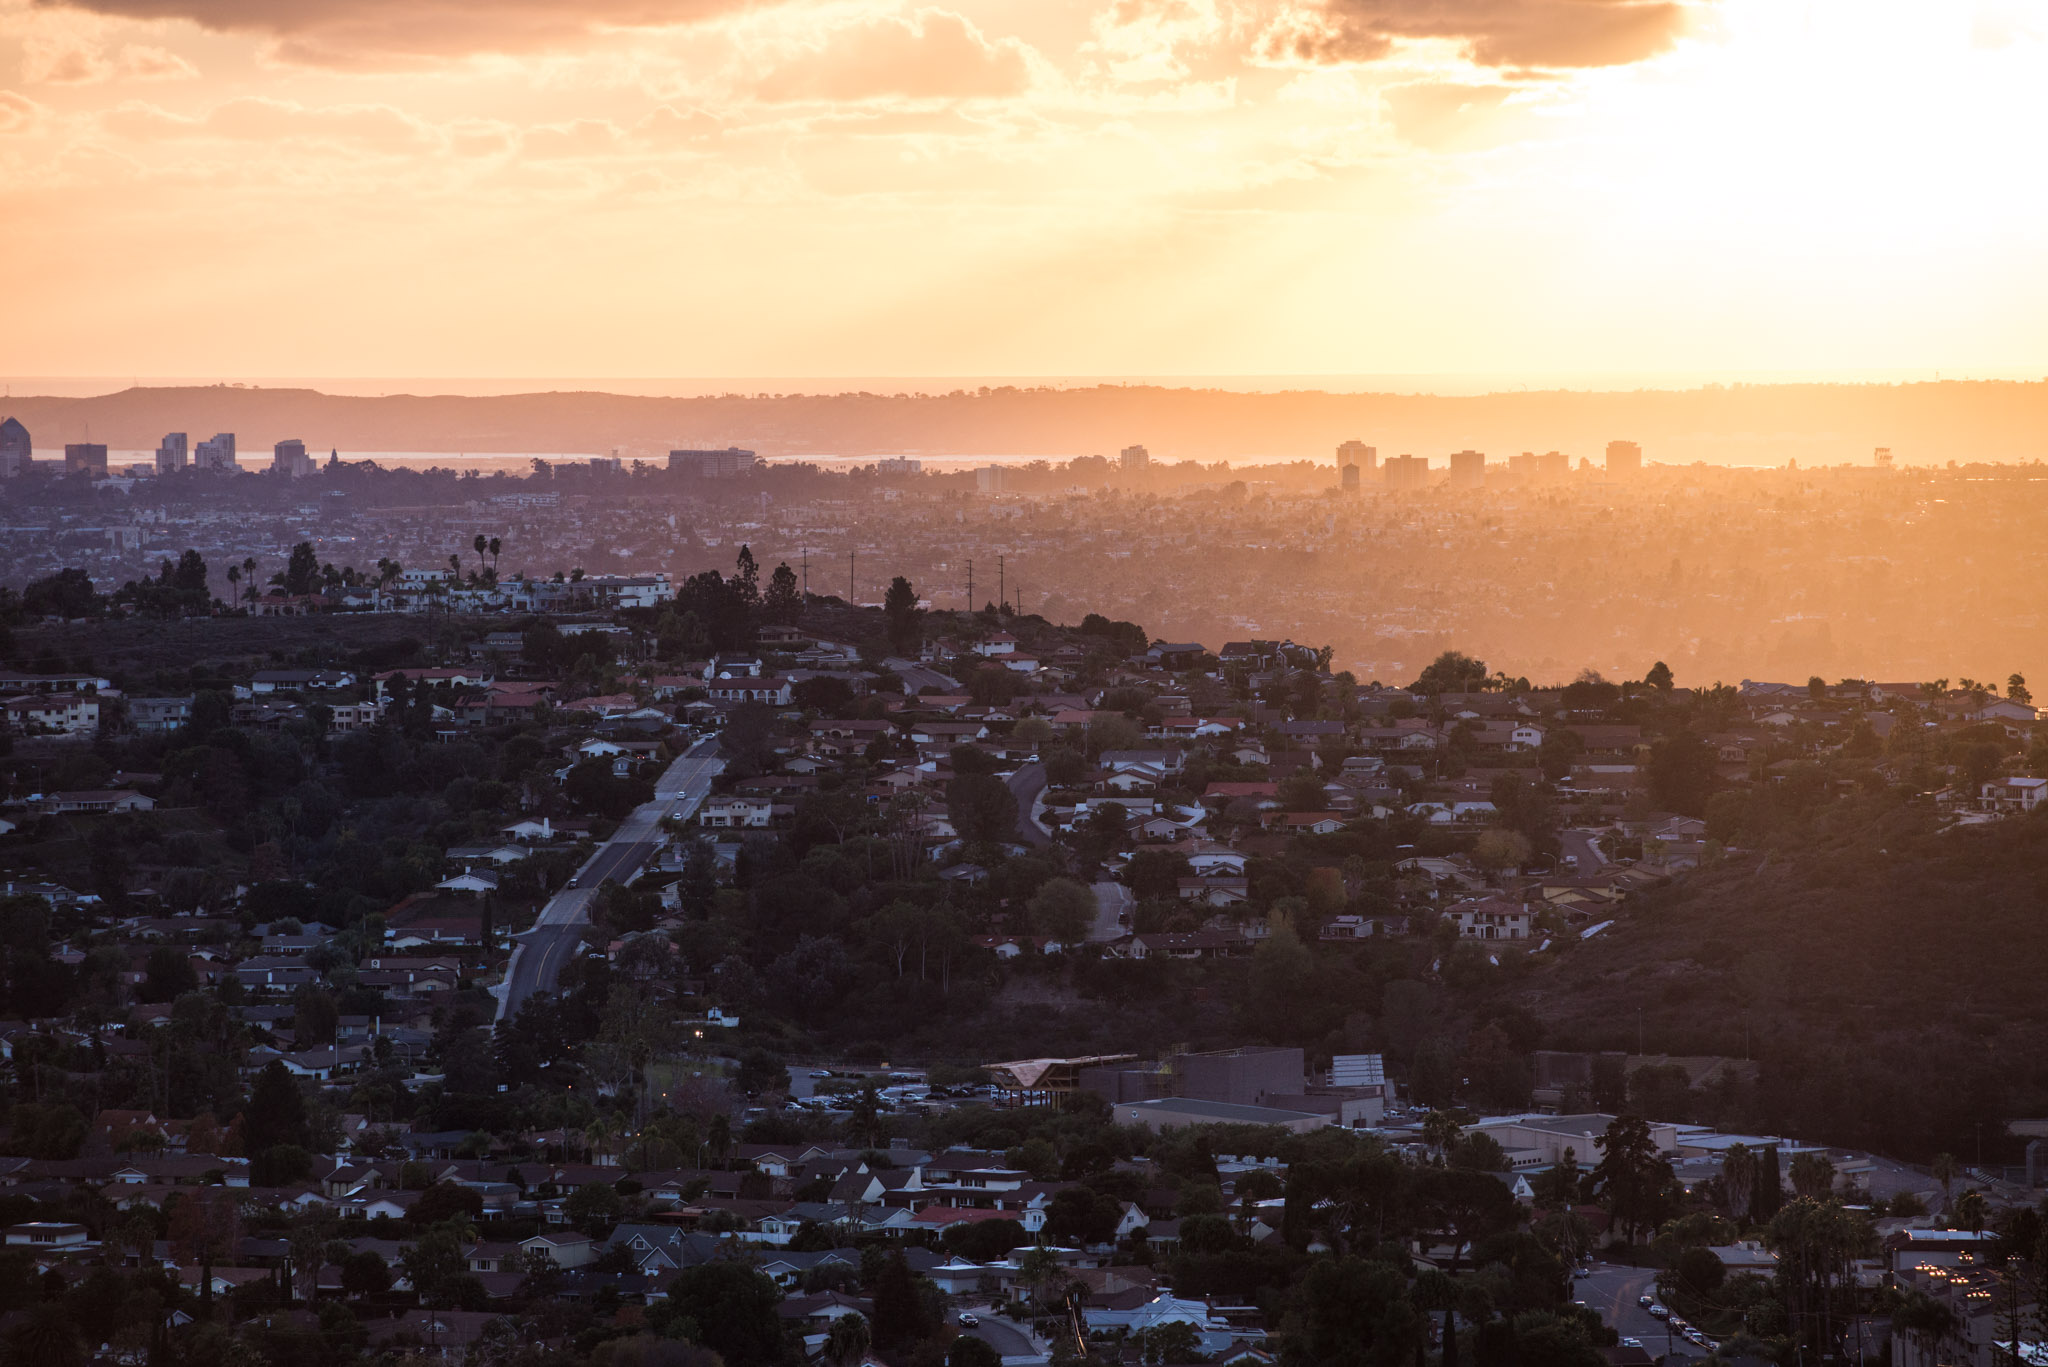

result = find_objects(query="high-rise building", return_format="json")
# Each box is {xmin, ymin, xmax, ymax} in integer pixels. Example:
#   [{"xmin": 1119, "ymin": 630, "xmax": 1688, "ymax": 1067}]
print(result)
[
  {"xmin": 156, "ymin": 432, "xmax": 189, "ymax": 474},
  {"xmin": 975, "ymin": 464, "xmax": 1007, "ymax": 493},
  {"xmin": 876, "ymin": 457, "xmax": 922, "ymax": 474},
  {"xmin": 1448, "ymin": 449, "xmax": 1486, "ymax": 490},
  {"xmin": 195, "ymin": 433, "xmax": 237, "ymax": 470},
  {"xmin": 1606, "ymin": 440, "xmax": 1642, "ymax": 476},
  {"xmin": 271, "ymin": 438, "xmax": 314, "ymax": 478},
  {"xmin": 1337, "ymin": 440, "xmax": 1377, "ymax": 475},
  {"xmin": 669, "ymin": 447, "xmax": 757, "ymax": 478},
  {"xmin": 1120, "ymin": 444, "xmax": 1150, "ymax": 472},
  {"xmin": 1874, "ymin": 447, "xmax": 1894, "ymax": 469},
  {"xmin": 1384, "ymin": 454, "xmax": 1429, "ymax": 490},
  {"xmin": 0, "ymin": 416, "xmax": 28, "ymax": 478},
  {"xmin": 64, "ymin": 443, "xmax": 109, "ymax": 478},
  {"xmin": 1539, "ymin": 450, "xmax": 1570, "ymax": 481},
  {"xmin": 1340, "ymin": 464, "xmax": 1360, "ymax": 492}
]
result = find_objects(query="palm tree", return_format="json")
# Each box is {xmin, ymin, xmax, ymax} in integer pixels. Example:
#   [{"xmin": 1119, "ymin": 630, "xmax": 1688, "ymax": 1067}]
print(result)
[
  {"xmin": 241, "ymin": 556, "xmax": 257, "ymax": 605},
  {"xmin": 488, "ymin": 536, "xmax": 502, "ymax": 577},
  {"xmin": 8, "ymin": 1304, "xmax": 85, "ymax": 1367},
  {"xmin": 473, "ymin": 533, "xmax": 488, "ymax": 580},
  {"xmin": 824, "ymin": 1312, "xmax": 871, "ymax": 1367},
  {"xmin": 1955, "ymin": 1189, "xmax": 1989, "ymax": 1235},
  {"xmin": 225, "ymin": 564, "xmax": 241, "ymax": 609},
  {"xmin": 1932, "ymin": 1153, "xmax": 1960, "ymax": 1210}
]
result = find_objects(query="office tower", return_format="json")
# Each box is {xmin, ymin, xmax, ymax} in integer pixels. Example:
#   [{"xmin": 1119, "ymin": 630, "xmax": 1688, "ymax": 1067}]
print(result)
[
  {"xmin": 975, "ymin": 464, "xmax": 1007, "ymax": 493},
  {"xmin": 0, "ymin": 417, "xmax": 28, "ymax": 478},
  {"xmin": 1539, "ymin": 450, "xmax": 1570, "ymax": 481},
  {"xmin": 271, "ymin": 438, "xmax": 314, "ymax": 477},
  {"xmin": 876, "ymin": 457, "xmax": 923, "ymax": 474},
  {"xmin": 1448, "ymin": 449, "xmax": 1486, "ymax": 490},
  {"xmin": 1120, "ymin": 444, "xmax": 1150, "ymax": 472},
  {"xmin": 1337, "ymin": 440, "xmax": 1377, "ymax": 475},
  {"xmin": 1341, "ymin": 464, "xmax": 1360, "ymax": 492},
  {"xmin": 1383, "ymin": 454, "xmax": 1429, "ymax": 490},
  {"xmin": 65, "ymin": 443, "xmax": 109, "ymax": 477},
  {"xmin": 156, "ymin": 432, "xmax": 189, "ymax": 474},
  {"xmin": 668, "ymin": 446, "xmax": 757, "ymax": 478},
  {"xmin": 195, "ymin": 433, "xmax": 237, "ymax": 470},
  {"xmin": 1874, "ymin": 447, "xmax": 1894, "ymax": 469},
  {"xmin": 1605, "ymin": 440, "xmax": 1642, "ymax": 476}
]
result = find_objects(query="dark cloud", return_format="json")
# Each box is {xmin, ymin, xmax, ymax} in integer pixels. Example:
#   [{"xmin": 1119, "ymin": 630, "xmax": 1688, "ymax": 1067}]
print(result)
[
  {"xmin": 32, "ymin": 0, "xmax": 761, "ymax": 66},
  {"xmin": 1271, "ymin": 0, "xmax": 1698, "ymax": 70}
]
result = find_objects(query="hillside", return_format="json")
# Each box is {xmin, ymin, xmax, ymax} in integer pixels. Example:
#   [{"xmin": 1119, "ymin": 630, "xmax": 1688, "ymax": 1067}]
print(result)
[
  {"xmin": 1514, "ymin": 794, "xmax": 2048, "ymax": 1158},
  {"xmin": 6, "ymin": 378, "xmax": 2048, "ymax": 464}
]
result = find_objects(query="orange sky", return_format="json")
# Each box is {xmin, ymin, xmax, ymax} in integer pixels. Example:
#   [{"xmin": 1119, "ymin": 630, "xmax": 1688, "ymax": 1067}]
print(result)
[{"xmin": 3, "ymin": 0, "xmax": 2046, "ymax": 380}]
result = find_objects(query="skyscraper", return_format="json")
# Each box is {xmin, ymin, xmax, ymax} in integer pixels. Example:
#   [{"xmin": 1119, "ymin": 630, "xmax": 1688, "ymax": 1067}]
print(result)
[
  {"xmin": 1120, "ymin": 444, "xmax": 1150, "ymax": 472},
  {"xmin": 1384, "ymin": 454, "xmax": 1429, "ymax": 490},
  {"xmin": 1337, "ymin": 440, "xmax": 1377, "ymax": 475},
  {"xmin": 271, "ymin": 438, "xmax": 314, "ymax": 477},
  {"xmin": 195, "ymin": 433, "xmax": 237, "ymax": 470},
  {"xmin": 156, "ymin": 432, "xmax": 189, "ymax": 474},
  {"xmin": 0, "ymin": 416, "xmax": 28, "ymax": 478},
  {"xmin": 1606, "ymin": 440, "xmax": 1642, "ymax": 476},
  {"xmin": 1448, "ymin": 449, "xmax": 1486, "ymax": 490},
  {"xmin": 65, "ymin": 443, "xmax": 109, "ymax": 477}
]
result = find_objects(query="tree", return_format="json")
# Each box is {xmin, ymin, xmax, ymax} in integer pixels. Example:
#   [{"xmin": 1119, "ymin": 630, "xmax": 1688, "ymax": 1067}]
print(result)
[
  {"xmin": 1932, "ymin": 1152, "xmax": 1961, "ymax": 1209},
  {"xmin": 764, "ymin": 563, "xmax": 803, "ymax": 625},
  {"xmin": 1539, "ymin": 728, "xmax": 1584, "ymax": 783},
  {"xmin": 341, "ymin": 1248, "xmax": 391, "ymax": 1296},
  {"xmin": 947, "ymin": 772, "xmax": 1018, "ymax": 845},
  {"xmin": 883, "ymin": 576, "xmax": 922, "ymax": 654},
  {"xmin": 22, "ymin": 568, "xmax": 103, "ymax": 620},
  {"xmin": 1789, "ymin": 1151, "xmax": 1836, "ymax": 1201},
  {"xmin": 141, "ymin": 946, "xmax": 198, "ymax": 1002},
  {"xmin": 2007, "ymin": 673, "xmax": 2031, "ymax": 706},
  {"xmin": 824, "ymin": 1313, "xmax": 871, "ymax": 1367},
  {"xmin": 660, "ymin": 1260, "xmax": 787, "ymax": 1366},
  {"xmin": 1645, "ymin": 661, "xmax": 1675, "ymax": 692},
  {"xmin": 1752, "ymin": 1145, "xmax": 1784, "ymax": 1222},
  {"xmin": 1647, "ymin": 731, "xmax": 1716, "ymax": 815},
  {"xmin": 245, "ymin": 1060, "xmax": 310, "ymax": 1153},
  {"xmin": 401, "ymin": 1224, "xmax": 472, "ymax": 1308},
  {"xmin": 1471, "ymin": 828, "xmax": 1531, "ymax": 876},
  {"xmin": 1283, "ymin": 1254, "xmax": 1423, "ymax": 1367},
  {"xmin": 1027, "ymin": 877, "xmax": 1095, "ymax": 943},
  {"xmin": 1414, "ymin": 650, "xmax": 1489, "ymax": 695},
  {"xmin": 1719, "ymin": 1142, "xmax": 1756, "ymax": 1222},
  {"xmin": 869, "ymin": 1249, "xmax": 932, "ymax": 1350},
  {"xmin": 1591, "ymin": 1116, "xmax": 1671, "ymax": 1244},
  {"xmin": 8, "ymin": 1303, "xmax": 85, "ymax": 1367},
  {"xmin": 278, "ymin": 542, "xmax": 320, "ymax": 597},
  {"xmin": 293, "ymin": 985, "xmax": 339, "ymax": 1049},
  {"xmin": 949, "ymin": 1335, "xmax": 1002, "ymax": 1367},
  {"xmin": 169, "ymin": 1186, "xmax": 240, "ymax": 1316}
]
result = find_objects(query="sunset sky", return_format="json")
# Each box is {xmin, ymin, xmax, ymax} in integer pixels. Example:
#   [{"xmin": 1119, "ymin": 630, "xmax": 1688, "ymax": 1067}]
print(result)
[{"xmin": 3, "ymin": 0, "xmax": 2046, "ymax": 381}]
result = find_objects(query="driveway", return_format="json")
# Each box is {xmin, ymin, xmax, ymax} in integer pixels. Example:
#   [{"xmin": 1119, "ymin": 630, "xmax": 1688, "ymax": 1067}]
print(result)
[{"xmin": 1088, "ymin": 881, "xmax": 1132, "ymax": 941}]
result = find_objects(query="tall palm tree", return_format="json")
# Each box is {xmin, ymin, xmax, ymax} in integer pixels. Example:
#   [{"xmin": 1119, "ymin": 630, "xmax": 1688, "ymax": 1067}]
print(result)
[
  {"xmin": 473, "ymin": 534, "xmax": 488, "ymax": 580},
  {"xmin": 1932, "ymin": 1153, "xmax": 1960, "ymax": 1210},
  {"xmin": 241, "ymin": 557, "xmax": 257, "ymax": 605}
]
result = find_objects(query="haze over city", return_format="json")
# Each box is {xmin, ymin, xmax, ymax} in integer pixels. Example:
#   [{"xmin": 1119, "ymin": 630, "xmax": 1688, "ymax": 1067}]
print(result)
[{"xmin": 7, "ymin": 5, "xmax": 2048, "ymax": 1367}]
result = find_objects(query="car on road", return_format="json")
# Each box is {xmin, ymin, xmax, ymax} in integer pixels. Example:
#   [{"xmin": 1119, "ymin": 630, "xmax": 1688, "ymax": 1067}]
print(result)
[
  {"xmin": 1648, "ymin": 1304, "xmax": 1669, "ymax": 1319},
  {"xmin": 1638, "ymin": 1295, "xmax": 1654, "ymax": 1307},
  {"xmin": 958, "ymin": 1313, "xmax": 979, "ymax": 1328}
]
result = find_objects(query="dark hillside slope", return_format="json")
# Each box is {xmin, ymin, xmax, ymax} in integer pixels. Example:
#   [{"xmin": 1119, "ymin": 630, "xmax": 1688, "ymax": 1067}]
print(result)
[{"xmin": 1516, "ymin": 795, "xmax": 2048, "ymax": 1159}]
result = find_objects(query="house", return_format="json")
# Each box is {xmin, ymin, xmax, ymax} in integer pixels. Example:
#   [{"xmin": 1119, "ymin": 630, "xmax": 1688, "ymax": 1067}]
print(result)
[
  {"xmin": 1448, "ymin": 899, "xmax": 1533, "ymax": 941},
  {"xmin": 520, "ymin": 1231, "xmax": 596, "ymax": 1268},
  {"xmin": 706, "ymin": 677, "xmax": 795, "ymax": 706},
  {"xmin": 41, "ymin": 790, "xmax": 153, "ymax": 816},
  {"xmin": 250, "ymin": 669, "xmax": 355, "ymax": 693},
  {"xmin": 1981, "ymin": 776, "xmax": 2048, "ymax": 812},
  {"xmin": 3, "ymin": 693, "xmax": 100, "ymax": 736},
  {"xmin": 700, "ymin": 795, "xmax": 774, "ymax": 829},
  {"xmin": 4, "ymin": 1222, "xmax": 90, "ymax": 1249},
  {"xmin": 129, "ymin": 697, "xmax": 194, "ymax": 734},
  {"xmin": 1175, "ymin": 877, "xmax": 1250, "ymax": 906}
]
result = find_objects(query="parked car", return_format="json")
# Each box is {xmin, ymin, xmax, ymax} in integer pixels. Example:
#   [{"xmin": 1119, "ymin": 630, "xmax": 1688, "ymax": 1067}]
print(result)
[
  {"xmin": 958, "ymin": 1313, "xmax": 980, "ymax": 1328},
  {"xmin": 1648, "ymin": 1304, "xmax": 1670, "ymax": 1319}
]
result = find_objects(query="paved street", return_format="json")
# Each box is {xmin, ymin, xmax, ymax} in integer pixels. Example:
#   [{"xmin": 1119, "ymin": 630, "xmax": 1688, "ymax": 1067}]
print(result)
[
  {"xmin": 955, "ymin": 1307, "xmax": 1044, "ymax": 1363},
  {"xmin": 496, "ymin": 733, "xmax": 725, "ymax": 1022},
  {"xmin": 1088, "ymin": 879, "xmax": 1132, "ymax": 941},
  {"xmin": 1560, "ymin": 828, "xmax": 1609, "ymax": 871},
  {"xmin": 1005, "ymin": 762, "xmax": 1052, "ymax": 848},
  {"xmin": 1578, "ymin": 1262, "xmax": 1706, "ymax": 1361}
]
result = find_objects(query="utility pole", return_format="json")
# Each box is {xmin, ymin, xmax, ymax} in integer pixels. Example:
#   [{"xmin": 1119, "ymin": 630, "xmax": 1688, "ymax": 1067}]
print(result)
[
  {"xmin": 849, "ymin": 551, "xmax": 855, "ymax": 606},
  {"xmin": 998, "ymin": 555, "xmax": 1005, "ymax": 615},
  {"xmin": 800, "ymin": 547, "xmax": 808, "ymax": 599},
  {"xmin": 966, "ymin": 559, "xmax": 973, "ymax": 612}
]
